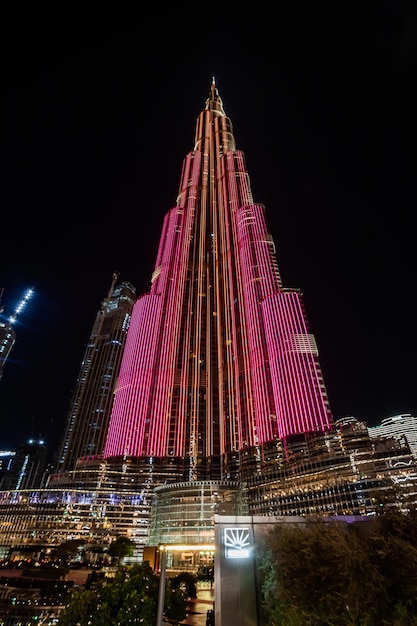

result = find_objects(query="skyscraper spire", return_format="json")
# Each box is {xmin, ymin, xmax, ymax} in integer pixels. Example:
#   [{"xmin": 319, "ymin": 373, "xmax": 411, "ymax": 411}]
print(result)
[
  {"xmin": 204, "ymin": 76, "xmax": 225, "ymax": 116},
  {"xmin": 104, "ymin": 80, "xmax": 333, "ymax": 478}
]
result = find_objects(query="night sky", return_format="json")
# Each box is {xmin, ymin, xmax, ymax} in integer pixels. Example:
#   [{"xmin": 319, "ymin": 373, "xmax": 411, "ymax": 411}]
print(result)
[{"xmin": 1, "ymin": 5, "xmax": 416, "ymax": 455}]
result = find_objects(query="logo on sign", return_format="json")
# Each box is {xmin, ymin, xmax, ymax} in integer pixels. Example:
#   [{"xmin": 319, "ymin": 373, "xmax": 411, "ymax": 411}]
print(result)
[{"xmin": 224, "ymin": 527, "xmax": 251, "ymax": 558}]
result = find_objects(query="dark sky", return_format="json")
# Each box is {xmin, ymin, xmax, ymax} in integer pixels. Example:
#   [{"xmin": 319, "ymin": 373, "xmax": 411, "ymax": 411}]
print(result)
[{"xmin": 1, "ymin": 4, "xmax": 416, "ymax": 454}]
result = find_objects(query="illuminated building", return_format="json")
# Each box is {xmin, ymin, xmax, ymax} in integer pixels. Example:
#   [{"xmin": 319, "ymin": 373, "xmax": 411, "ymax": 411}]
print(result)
[
  {"xmin": 368, "ymin": 413, "xmax": 417, "ymax": 458},
  {"xmin": 0, "ymin": 288, "xmax": 33, "ymax": 382},
  {"xmin": 0, "ymin": 451, "xmax": 15, "ymax": 485},
  {"xmin": 0, "ymin": 438, "xmax": 47, "ymax": 491},
  {"xmin": 53, "ymin": 273, "xmax": 136, "ymax": 474},
  {"xmin": 0, "ymin": 321, "xmax": 15, "ymax": 382},
  {"xmin": 104, "ymin": 79, "xmax": 332, "ymax": 471}
]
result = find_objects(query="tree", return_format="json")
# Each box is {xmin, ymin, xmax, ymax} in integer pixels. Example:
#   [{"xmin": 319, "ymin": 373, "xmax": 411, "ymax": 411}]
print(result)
[
  {"xmin": 260, "ymin": 513, "xmax": 417, "ymax": 625},
  {"xmin": 364, "ymin": 509, "xmax": 417, "ymax": 622},
  {"xmin": 56, "ymin": 588, "xmax": 98, "ymax": 625},
  {"xmin": 165, "ymin": 578, "xmax": 191, "ymax": 623},
  {"xmin": 261, "ymin": 518, "xmax": 380, "ymax": 625},
  {"xmin": 58, "ymin": 561, "xmax": 188, "ymax": 625},
  {"xmin": 107, "ymin": 535, "xmax": 136, "ymax": 564},
  {"xmin": 170, "ymin": 571, "xmax": 198, "ymax": 599},
  {"xmin": 49, "ymin": 539, "xmax": 84, "ymax": 564}
]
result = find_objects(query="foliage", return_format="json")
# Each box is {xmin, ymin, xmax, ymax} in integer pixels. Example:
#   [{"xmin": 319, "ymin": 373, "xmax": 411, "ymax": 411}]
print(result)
[
  {"xmin": 50, "ymin": 539, "xmax": 84, "ymax": 563},
  {"xmin": 58, "ymin": 561, "xmax": 188, "ymax": 625},
  {"xmin": 260, "ymin": 512, "xmax": 417, "ymax": 625},
  {"xmin": 107, "ymin": 535, "xmax": 136, "ymax": 563},
  {"xmin": 57, "ymin": 588, "xmax": 98, "ymax": 625},
  {"xmin": 165, "ymin": 578, "xmax": 191, "ymax": 621},
  {"xmin": 170, "ymin": 571, "xmax": 198, "ymax": 599}
]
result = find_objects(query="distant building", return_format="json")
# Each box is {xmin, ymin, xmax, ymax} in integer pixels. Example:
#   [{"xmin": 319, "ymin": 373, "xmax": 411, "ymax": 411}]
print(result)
[
  {"xmin": 0, "ymin": 287, "xmax": 33, "ymax": 381},
  {"xmin": 0, "ymin": 321, "xmax": 16, "ymax": 381},
  {"xmin": 0, "ymin": 450, "xmax": 16, "ymax": 484},
  {"xmin": 0, "ymin": 439, "xmax": 47, "ymax": 490},
  {"xmin": 369, "ymin": 414, "xmax": 417, "ymax": 458},
  {"xmin": 51, "ymin": 273, "xmax": 136, "ymax": 476}
]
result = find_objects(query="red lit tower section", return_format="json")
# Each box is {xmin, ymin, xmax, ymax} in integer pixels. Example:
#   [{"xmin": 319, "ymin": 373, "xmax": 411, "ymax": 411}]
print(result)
[{"xmin": 104, "ymin": 80, "xmax": 333, "ymax": 476}]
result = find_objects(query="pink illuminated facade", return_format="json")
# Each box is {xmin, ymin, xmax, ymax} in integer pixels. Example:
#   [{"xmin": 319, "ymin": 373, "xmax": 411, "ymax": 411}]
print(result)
[{"xmin": 104, "ymin": 80, "xmax": 333, "ymax": 478}]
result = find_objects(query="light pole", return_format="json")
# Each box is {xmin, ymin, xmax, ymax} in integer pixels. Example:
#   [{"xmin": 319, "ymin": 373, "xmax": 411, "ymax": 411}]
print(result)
[{"xmin": 156, "ymin": 546, "xmax": 167, "ymax": 626}]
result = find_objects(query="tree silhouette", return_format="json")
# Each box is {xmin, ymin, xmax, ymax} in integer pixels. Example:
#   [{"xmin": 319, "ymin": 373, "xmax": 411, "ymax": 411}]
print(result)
[
  {"xmin": 107, "ymin": 535, "xmax": 135, "ymax": 564},
  {"xmin": 260, "ymin": 513, "xmax": 417, "ymax": 625}
]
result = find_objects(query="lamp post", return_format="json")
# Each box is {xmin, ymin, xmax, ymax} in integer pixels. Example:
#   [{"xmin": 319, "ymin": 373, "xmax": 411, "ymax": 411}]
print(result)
[{"xmin": 156, "ymin": 546, "xmax": 167, "ymax": 626}]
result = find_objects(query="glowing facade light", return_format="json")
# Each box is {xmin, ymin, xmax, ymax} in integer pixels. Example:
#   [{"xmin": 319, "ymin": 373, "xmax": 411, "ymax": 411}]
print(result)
[
  {"xmin": 9, "ymin": 288, "xmax": 34, "ymax": 325},
  {"xmin": 104, "ymin": 81, "xmax": 333, "ymax": 470}
]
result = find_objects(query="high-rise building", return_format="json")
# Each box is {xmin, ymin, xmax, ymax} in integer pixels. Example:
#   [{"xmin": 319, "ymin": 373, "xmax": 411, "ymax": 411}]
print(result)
[
  {"xmin": 0, "ymin": 438, "xmax": 48, "ymax": 491},
  {"xmin": 0, "ymin": 450, "xmax": 16, "ymax": 484},
  {"xmin": 53, "ymin": 273, "xmax": 136, "ymax": 475},
  {"xmin": 104, "ymin": 79, "xmax": 333, "ymax": 473},
  {"xmin": 0, "ymin": 321, "xmax": 15, "ymax": 382},
  {"xmin": 0, "ymin": 287, "xmax": 33, "ymax": 381},
  {"xmin": 0, "ymin": 290, "xmax": 16, "ymax": 382}
]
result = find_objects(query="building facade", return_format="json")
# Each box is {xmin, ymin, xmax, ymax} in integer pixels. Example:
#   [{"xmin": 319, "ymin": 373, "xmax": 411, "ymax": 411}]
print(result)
[{"xmin": 368, "ymin": 414, "xmax": 417, "ymax": 458}]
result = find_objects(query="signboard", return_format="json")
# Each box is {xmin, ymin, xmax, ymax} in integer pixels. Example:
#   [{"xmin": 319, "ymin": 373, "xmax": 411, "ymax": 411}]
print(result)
[{"xmin": 224, "ymin": 527, "xmax": 251, "ymax": 558}]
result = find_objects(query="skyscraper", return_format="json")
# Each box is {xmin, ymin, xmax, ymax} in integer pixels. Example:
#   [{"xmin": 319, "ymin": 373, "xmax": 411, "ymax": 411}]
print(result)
[
  {"xmin": 104, "ymin": 79, "xmax": 332, "ymax": 477},
  {"xmin": 0, "ymin": 320, "xmax": 15, "ymax": 382},
  {"xmin": 54, "ymin": 273, "xmax": 136, "ymax": 475},
  {"xmin": 0, "ymin": 438, "xmax": 48, "ymax": 491},
  {"xmin": 0, "ymin": 288, "xmax": 33, "ymax": 382}
]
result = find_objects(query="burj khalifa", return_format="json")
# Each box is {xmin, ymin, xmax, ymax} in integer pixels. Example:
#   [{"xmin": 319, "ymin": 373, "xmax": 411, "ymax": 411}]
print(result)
[{"xmin": 104, "ymin": 79, "xmax": 333, "ymax": 481}]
